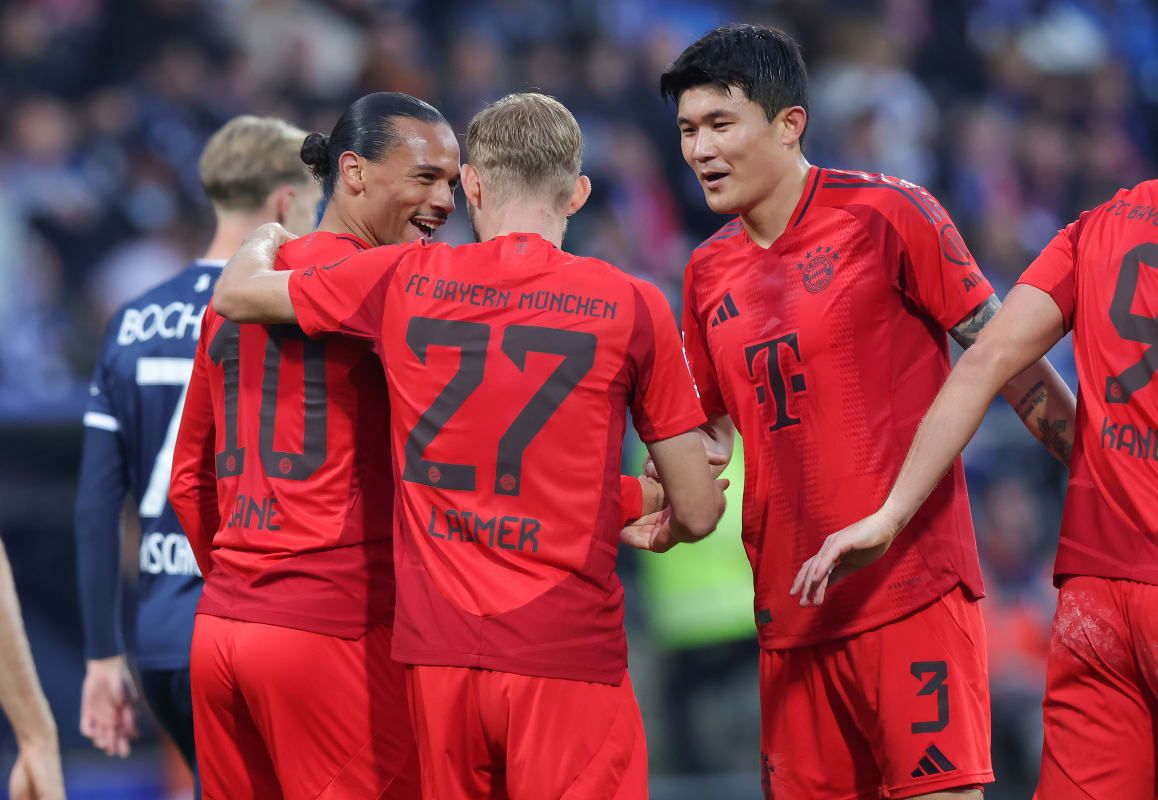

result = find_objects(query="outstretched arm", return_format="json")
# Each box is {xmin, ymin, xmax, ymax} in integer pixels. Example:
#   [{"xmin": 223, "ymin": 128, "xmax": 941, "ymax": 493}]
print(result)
[
  {"xmin": 950, "ymin": 295, "xmax": 1075, "ymax": 465},
  {"xmin": 792, "ymin": 285, "xmax": 1068, "ymax": 604},
  {"xmin": 0, "ymin": 540, "xmax": 66, "ymax": 800},
  {"xmin": 213, "ymin": 223, "xmax": 297, "ymax": 324}
]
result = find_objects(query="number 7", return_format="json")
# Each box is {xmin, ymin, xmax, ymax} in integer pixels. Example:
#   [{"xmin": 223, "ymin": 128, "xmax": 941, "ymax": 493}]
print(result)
[{"xmin": 136, "ymin": 357, "xmax": 195, "ymax": 518}]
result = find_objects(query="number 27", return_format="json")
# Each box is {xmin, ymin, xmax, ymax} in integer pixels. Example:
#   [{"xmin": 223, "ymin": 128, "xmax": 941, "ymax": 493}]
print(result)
[{"xmin": 402, "ymin": 317, "xmax": 596, "ymax": 496}]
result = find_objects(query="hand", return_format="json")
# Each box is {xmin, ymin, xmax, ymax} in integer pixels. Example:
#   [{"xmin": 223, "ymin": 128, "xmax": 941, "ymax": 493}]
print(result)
[
  {"xmin": 619, "ymin": 478, "xmax": 729, "ymax": 553},
  {"xmin": 619, "ymin": 509, "xmax": 678, "ymax": 554},
  {"xmin": 638, "ymin": 476, "xmax": 664, "ymax": 516},
  {"xmin": 9, "ymin": 738, "xmax": 65, "ymax": 800},
  {"xmin": 79, "ymin": 656, "xmax": 138, "ymax": 758},
  {"xmin": 247, "ymin": 221, "xmax": 296, "ymax": 250},
  {"xmin": 789, "ymin": 511, "xmax": 900, "ymax": 606}
]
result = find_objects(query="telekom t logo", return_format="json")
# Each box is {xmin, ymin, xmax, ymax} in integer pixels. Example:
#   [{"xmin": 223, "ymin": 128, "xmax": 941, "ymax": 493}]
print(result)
[{"xmin": 744, "ymin": 333, "xmax": 806, "ymax": 432}]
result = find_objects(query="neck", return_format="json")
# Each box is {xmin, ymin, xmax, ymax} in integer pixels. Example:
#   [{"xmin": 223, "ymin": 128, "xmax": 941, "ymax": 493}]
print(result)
[
  {"xmin": 475, "ymin": 200, "xmax": 567, "ymax": 247},
  {"xmin": 202, "ymin": 212, "xmax": 276, "ymax": 261},
  {"xmin": 739, "ymin": 153, "xmax": 812, "ymax": 249},
  {"xmin": 318, "ymin": 200, "xmax": 376, "ymax": 245}
]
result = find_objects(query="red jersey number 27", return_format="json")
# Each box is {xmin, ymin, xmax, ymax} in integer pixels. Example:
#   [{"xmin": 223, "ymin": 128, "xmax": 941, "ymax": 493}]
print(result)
[{"xmin": 402, "ymin": 316, "xmax": 596, "ymax": 497}]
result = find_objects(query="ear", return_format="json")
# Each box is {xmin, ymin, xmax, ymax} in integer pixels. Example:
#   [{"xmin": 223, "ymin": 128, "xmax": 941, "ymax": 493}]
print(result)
[
  {"xmin": 461, "ymin": 163, "xmax": 483, "ymax": 209},
  {"xmin": 566, "ymin": 174, "xmax": 592, "ymax": 217},
  {"xmin": 269, "ymin": 184, "xmax": 294, "ymax": 225},
  {"xmin": 266, "ymin": 184, "xmax": 295, "ymax": 225},
  {"xmin": 780, "ymin": 106, "xmax": 808, "ymax": 148},
  {"xmin": 337, "ymin": 151, "xmax": 365, "ymax": 195}
]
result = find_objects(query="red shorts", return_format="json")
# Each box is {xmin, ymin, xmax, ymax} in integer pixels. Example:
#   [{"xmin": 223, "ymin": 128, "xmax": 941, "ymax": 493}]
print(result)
[
  {"xmin": 760, "ymin": 584, "xmax": 992, "ymax": 799},
  {"xmin": 406, "ymin": 665, "xmax": 647, "ymax": 799},
  {"xmin": 1035, "ymin": 576, "xmax": 1158, "ymax": 799},
  {"xmin": 190, "ymin": 615, "xmax": 419, "ymax": 799}
]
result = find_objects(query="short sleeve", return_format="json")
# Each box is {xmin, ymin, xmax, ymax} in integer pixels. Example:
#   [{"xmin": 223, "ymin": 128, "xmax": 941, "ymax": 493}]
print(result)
[
  {"xmin": 1017, "ymin": 221, "xmax": 1079, "ymax": 332},
  {"xmin": 628, "ymin": 281, "xmax": 708, "ymax": 443},
  {"xmin": 887, "ymin": 186, "xmax": 995, "ymax": 331},
  {"xmin": 680, "ymin": 268, "xmax": 728, "ymax": 419},
  {"xmin": 288, "ymin": 243, "xmax": 416, "ymax": 341}
]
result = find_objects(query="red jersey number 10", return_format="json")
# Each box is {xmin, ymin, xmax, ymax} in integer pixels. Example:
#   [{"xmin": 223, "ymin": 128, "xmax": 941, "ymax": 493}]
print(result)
[
  {"xmin": 208, "ymin": 321, "xmax": 329, "ymax": 481},
  {"xmin": 402, "ymin": 316, "xmax": 597, "ymax": 497}
]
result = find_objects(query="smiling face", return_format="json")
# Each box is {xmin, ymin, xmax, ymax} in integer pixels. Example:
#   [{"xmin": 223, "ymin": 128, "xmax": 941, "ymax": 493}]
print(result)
[
  {"xmin": 677, "ymin": 84, "xmax": 790, "ymax": 216},
  {"xmin": 358, "ymin": 117, "xmax": 461, "ymax": 245}
]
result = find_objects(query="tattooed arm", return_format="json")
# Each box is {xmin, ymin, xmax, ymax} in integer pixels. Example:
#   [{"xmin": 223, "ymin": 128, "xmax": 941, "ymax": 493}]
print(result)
[
  {"xmin": 792, "ymin": 285, "xmax": 1074, "ymax": 604},
  {"xmin": 949, "ymin": 294, "xmax": 1075, "ymax": 465}
]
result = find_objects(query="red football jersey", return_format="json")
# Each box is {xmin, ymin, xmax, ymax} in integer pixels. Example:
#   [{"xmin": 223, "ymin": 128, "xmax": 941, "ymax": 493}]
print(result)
[
  {"xmin": 288, "ymin": 232, "xmax": 705, "ymax": 684},
  {"xmin": 171, "ymin": 232, "xmax": 395, "ymax": 637},
  {"xmin": 682, "ymin": 167, "xmax": 991, "ymax": 649},
  {"xmin": 1017, "ymin": 180, "xmax": 1158, "ymax": 586}
]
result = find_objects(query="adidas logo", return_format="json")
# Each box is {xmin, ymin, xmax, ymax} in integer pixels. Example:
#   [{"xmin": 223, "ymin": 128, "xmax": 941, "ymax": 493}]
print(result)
[
  {"xmin": 910, "ymin": 744, "xmax": 956, "ymax": 779},
  {"xmin": 710, "ymin": 292, "xmax": 741, "ymax": 327}
]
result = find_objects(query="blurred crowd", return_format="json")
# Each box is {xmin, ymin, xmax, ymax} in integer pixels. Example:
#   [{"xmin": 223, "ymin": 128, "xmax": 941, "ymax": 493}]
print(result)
[{"xmin": 0, "ymin": 0, "xmax": 1155, "ymax": 795}]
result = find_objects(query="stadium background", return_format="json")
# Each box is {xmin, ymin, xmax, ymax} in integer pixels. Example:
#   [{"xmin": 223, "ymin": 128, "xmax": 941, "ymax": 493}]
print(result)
[{"xmin": 0, "ymin": 0, "xmax": 1155, "ymax": 797}]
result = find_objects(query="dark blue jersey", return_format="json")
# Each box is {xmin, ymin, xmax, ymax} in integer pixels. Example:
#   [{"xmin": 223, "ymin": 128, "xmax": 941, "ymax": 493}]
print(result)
[{"xmin": 75, "ymin": 260, "xmax": 222, "ymax": 669}]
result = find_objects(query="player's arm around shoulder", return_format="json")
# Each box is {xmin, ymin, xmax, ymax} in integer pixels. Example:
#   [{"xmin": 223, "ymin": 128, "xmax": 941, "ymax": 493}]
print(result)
[
  {"xmin": 949, "ymin": 291, "xmax": 1075, "ymax": 465},
  {"xmin": 213, "ymin": 222, "xmax": 298, "ymax": 324},
  {"xmin": 791, "ymin": 284, "xmax": 1070, "ymax": 605}
]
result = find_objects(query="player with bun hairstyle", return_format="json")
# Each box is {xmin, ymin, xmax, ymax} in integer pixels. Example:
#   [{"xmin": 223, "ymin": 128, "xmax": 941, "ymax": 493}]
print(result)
[{"xmin": 171, "ymin": 92, "xmax": 459, "ymax": 799}]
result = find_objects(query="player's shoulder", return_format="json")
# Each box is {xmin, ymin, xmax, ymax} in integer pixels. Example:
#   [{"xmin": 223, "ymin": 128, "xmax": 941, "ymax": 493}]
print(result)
[
  {"xmin": 114, "ymin": 262, "xmax": 202, "ymax": 311},
  {"xmin": 690, "ymin": 218, "xmax": 745, "ymax": 262},
  {"xmin": 557, "ymin": 248, "xmax": 660, "ymax": 300},
  {"xmin": 102, "ymin": 261, "xmax": 214, "ymax": 345},
  {"xmin": 815, "ymin": 167, "xmax": 949, "ymax": 228},
  {"xmin": 1103, "ymin": 178, "xmax": 1158, "ymax": 213},
  {"xmin": 684, "ymin": 218, "xmax": 747, "ymax": 285},
  {"xmin": 277, "ymin": 231, "xmax": 371, "ymax": 271}
]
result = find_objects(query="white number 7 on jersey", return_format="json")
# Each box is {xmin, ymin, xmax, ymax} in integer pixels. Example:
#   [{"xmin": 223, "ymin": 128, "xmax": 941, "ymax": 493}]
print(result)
[{"xmin": 137, "ymin": 357, "xmax": 195, "ymax": 519}]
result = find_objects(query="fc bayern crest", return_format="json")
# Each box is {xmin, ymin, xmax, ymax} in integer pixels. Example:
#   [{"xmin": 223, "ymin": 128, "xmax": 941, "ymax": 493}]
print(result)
[{"xmin": 797, "ymin": 246, "xmax": 839, "ymax": 293}]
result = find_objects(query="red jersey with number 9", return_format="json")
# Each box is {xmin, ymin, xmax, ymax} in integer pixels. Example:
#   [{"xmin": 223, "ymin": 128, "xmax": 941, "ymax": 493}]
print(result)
[
  {"xmin": 288, "ymin": 232, "xmax": 705, "ymax": 684},
  {"xmin": 1017, "ymin": 180, "xmax": 1158, "ymax": 586},
  {"xmin": 172, "ymin": 231, "xmax": 396, "ymax": 638},
  {"xmin": 681, "ymin": 167, "xmax": 992, "ymax": 649}
]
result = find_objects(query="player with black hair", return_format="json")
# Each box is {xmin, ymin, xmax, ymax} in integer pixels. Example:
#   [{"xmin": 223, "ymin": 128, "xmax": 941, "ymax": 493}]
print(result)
[
  {"xmin": 661, "ymin": 23, "xmax": 1075, "ymax": 800},
  {"xmin": 169, "ymin": 92, "xmax": 456, "ymax": 799}
]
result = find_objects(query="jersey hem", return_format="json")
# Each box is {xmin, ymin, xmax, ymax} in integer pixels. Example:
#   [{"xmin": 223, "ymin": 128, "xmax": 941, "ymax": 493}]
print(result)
[
  {"xmin": 1054, "ymin": 569, "xmax": 1158, "ymax": 589},
  {"xmin": 636, "ymin": 411, "xmax": 708, "ymax": 444},
  {"xmin": 136, "ymin": 657, "xmax": 192, "ymax": 671},
  {"xmin": 194, "ymin": 605, "xmax": 385, "ymax": 641},
  {"xmin": 757, "ymin": 578, "xmax": 976, "ymax": 650},
  {"xmin": 887, "ymin": 770, "xmax": 994, "ymax": 799},
  {"xmin": 392, "ymin": 647, "xmax": 627, "ymax": 686}
]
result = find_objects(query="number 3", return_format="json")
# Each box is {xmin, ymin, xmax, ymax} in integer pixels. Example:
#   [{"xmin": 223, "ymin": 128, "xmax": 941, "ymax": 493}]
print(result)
[{"xmin": 911, "ymin": 660, "xmax": 949, "ymax": 734}]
